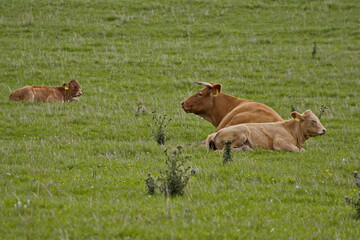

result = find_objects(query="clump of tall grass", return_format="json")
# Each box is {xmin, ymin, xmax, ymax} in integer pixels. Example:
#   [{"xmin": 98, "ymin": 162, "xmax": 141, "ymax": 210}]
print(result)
[
  {"xmin": 345, "ymin": 171, "xmax": 360, "ymax": 219},
  {"xmin": 148, "ymin": 112, "xmax": 171, "ymax": 145},
  {"xmin": 146, "ymin": 146, "xmax": 192, "ymax": 197}
]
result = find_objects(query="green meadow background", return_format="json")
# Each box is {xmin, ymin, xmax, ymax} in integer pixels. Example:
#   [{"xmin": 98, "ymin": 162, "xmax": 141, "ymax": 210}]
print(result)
[{"xmin": 1, "ymin": 0, "xmax": 359, "ymax": 239}]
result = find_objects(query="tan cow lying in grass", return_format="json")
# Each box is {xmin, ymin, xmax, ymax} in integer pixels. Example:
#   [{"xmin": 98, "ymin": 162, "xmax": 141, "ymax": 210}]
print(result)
[
  {"xmin": 206, "ymin": 110, "xmax": 326, "ymax": 152},
  {"xmin": 9, "ymin": 80, "xmax": 82, "ymax": 102},
  {"xmin": 182, "ymin": 82, "xmax": 283, "ymax": 131}
]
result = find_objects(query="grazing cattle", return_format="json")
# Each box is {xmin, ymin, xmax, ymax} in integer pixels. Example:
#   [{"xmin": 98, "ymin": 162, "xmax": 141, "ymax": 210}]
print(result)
[
  {"xmin": 182, "ymin": 82, "xmax": 283, "ymax": 131},
  {"xmin": 206, "ymin": 110, "xmax": 326, "ymax": 152},
  {"xmin": 9, "ymin": 80, "xmax": 82, "ymax": 102}
]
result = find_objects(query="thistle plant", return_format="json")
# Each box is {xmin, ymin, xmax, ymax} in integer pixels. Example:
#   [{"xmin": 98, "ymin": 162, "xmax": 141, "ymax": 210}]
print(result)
[
  {"xmin": 318, "ymin": 104, "xmax": 328, "ymax": 119},
  {"xmin": 148, "ymin": 112, "xmax": 171, "ymax": 145},
  {"xmin": 159, "ymin": 146, "xmax": 191, "ymax": 197},
  {"xmin": 345, "ymin": 171, "xmax": 360, "ymax": 219},
  {"xmin": 222, "ymin": 140, "xmax": 233, "ymax": 165},
  {"xmin": 145, "ymin": 174, "xmax": 157, "ymax": 195},
  {"xmin": 145, "ymin": 146, "xmax": 192, "ymax": 198}
]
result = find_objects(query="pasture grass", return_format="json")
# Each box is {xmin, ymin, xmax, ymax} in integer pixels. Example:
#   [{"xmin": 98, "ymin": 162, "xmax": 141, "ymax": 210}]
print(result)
[{"xmin": 1, "ymin": 0, "xmax": 359, "ymax": 239}]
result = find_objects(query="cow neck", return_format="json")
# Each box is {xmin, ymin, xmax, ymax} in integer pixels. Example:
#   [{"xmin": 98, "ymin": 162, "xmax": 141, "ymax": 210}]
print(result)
[
  {"xmin": 283, "ymin": 120, "xmax": 308, "ymax": 148},
  {"xmin": 58, "ymin": 87, "xmax": 68, "ymax": 102},
  {"xmin": 208, "ymin": 93, "xmax": 245, "ymax": 127}
]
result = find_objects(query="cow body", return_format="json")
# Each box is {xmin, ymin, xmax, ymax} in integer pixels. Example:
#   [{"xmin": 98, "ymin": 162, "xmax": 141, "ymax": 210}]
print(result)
[
  {"xmin": 9, "ymin": 80, "xmax": 82, "ymax": 102},
  {"xmin": 206, "ymin": 110, "xmax": 326, "ymax": 152},
  {"xmin": 182, "ymin": 82, "xmax": 283, "ymax": 131}
]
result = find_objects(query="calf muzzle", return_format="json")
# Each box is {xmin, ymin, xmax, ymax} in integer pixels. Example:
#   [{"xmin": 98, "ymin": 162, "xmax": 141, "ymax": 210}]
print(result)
[{"xmin": 320, "ymin": 128, "xmax": 326, "ymax": 135}]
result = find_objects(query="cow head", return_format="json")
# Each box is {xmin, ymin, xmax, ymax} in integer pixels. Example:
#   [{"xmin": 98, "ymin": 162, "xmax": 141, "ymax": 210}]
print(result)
[
  {"xmin": 63, "ymin": 80, "xmax": 82, "ymax": 101},
  {"xmin": 181, "ymin": 82, "xmax": 222, "ymax": 114},
  {"xmin": 291, "ymin": 110, "xmax": 326, "ymax": 137}
]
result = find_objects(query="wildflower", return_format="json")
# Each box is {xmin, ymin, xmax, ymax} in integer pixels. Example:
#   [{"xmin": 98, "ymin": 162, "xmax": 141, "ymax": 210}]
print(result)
[{"xmin": 191, "ymin": 169, "xmax": 198, "ymax": 174}]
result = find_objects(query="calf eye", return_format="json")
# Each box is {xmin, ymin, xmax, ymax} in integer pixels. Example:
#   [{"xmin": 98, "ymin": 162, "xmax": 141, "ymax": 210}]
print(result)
[{"xmin": 197, "ymin": 92, "xmax": 203, "ymax": 97}]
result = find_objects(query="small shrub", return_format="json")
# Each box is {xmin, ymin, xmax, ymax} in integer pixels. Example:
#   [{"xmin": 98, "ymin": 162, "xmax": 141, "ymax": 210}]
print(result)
[
  {"xmin": 345, "ymin": 171, "xmax": 360, "ymax": 219},
  {"xmin": 222, "ymin": 140, "xmax": 233, "ymax": 165},
  {"xmin": 148, "ymin": 112, "xmax": 171, "ymax": 145},
  {"xmin": 146, "ymin": 146, "xmax": 192, "ymax": 198}
]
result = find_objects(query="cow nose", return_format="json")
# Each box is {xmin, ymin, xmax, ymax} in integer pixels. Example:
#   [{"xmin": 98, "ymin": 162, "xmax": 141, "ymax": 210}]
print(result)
[
  {"xmin": 181, "ymin": 102, "xmax": 184, "ymax": 106},
  {"xmin": 322, "ymin": 128, "xmax": 326, "ymax": 134}
]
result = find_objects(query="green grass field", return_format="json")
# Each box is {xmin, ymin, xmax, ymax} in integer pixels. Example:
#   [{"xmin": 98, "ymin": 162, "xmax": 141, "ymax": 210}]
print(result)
[{"xmin": 1, "ymin": 0, "xmax": 359, "ymax": 239}]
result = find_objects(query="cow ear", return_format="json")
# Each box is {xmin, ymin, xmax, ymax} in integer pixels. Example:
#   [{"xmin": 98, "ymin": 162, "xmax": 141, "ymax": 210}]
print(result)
[
  {"xmin": 303, "ymin": 110, "xmax": 313, "ymax": 117},
  {"xmin": 211, "ymin": 84, "xmax": 222, "ymax": 96},
  {"xmin": 290, "ymin": 111, "xmax": 304, "ymax": 121},
  {"xmin": 63, "ymin": 83, "xmax": 69, "ymax": 90}
]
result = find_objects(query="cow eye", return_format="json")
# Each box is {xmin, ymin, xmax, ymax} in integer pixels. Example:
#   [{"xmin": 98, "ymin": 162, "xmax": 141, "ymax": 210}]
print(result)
[
  {"xmin": 311, "ymin": 120, "xmax": 317, "ymax": 125},
  {"xmin": 197, "ymin": 92, "xmax": 203, "ymax": 97}
]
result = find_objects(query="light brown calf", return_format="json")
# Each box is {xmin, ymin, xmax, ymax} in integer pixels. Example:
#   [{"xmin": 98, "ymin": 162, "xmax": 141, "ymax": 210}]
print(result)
[
  {"xmin": 182, "ymin": 82, "xmax": 283, "ymax": 132},
  {"xmin": 9, "ymin": 80, "xmax": 82, "ymax": 102},
  {"xmin": 206, "ymin": 110, "xmax": 326, "ymax": 152}
]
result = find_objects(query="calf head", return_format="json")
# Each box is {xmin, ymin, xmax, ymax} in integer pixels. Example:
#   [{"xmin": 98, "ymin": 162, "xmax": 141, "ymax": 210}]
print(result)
[
  {"xmin": 181, "ymin": 82, "xmax": 222, "ymax": 114},
  {"xmin": 63, "ymin": 80, "xmax": 82, "ymax": 101},
  {"xmin": 291, "ymin": 110, "xmax": 326, "ymax": 137}
]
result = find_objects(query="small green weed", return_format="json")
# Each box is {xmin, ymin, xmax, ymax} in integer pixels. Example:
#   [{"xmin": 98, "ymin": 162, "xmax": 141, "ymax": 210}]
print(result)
[
  {"xmin": 135, "ymin": 104, "xmax": 149, "ymax": 117},
  {"xmin": 317, "ymin": 104, "xmax": 328, "ymax": 119},
  {"xmin": 145, "ymin": 173, "xmax": 157, "ymax": 195},
  {"xmin": 148, "ymin": 112, "xmax": 171, "ymax": 145},
  {"xmin": 312, "ymin": 41, "xmax": 317, "ymax": 58},
  {"xmin": 345, "ymin": 171, "xmax": 360, "ymax": 219},
  {"xmin": 222, "ymin": 140, "xmax": 233, "ymax": 165}
]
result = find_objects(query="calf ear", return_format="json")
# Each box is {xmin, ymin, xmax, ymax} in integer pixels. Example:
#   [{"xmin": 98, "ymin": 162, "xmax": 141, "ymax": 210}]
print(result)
[
  {"xmin": 63, "ymin": 83, "xmax": 69, "ymax": 90},
  {"xmin": 290, "ymin": 111, "xmax": 304, "ymax": 121},
  {"xmin": 211, "ymin": 84, "xmax": 222, "ymax": 96}
]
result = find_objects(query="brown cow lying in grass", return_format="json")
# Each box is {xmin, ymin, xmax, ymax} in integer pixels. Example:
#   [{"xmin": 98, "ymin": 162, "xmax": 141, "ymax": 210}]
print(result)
[
  {"xmin": 182, "ymin": 82, "xmax": 283, "ymax": 131},
  {"xmin": 9, "ymin": 80, "xmax": 82, "ymax": 102},
  {"xmin": 206, "ymin": 110, "xmax": 326, "ymax": 152}
]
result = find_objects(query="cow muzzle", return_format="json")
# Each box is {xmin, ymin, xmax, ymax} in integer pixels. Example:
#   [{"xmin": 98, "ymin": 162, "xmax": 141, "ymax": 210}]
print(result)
[
  {"xmin": 75, "ymin": 91, "xmax": 83, "ymax": 97},
  {"xmin": 181, "ymin": 102, "xmax": 189, "ymax": 112},
  {"xmin": 319, "ymin": 128, "xmax": 326, "ymax": 135}
]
